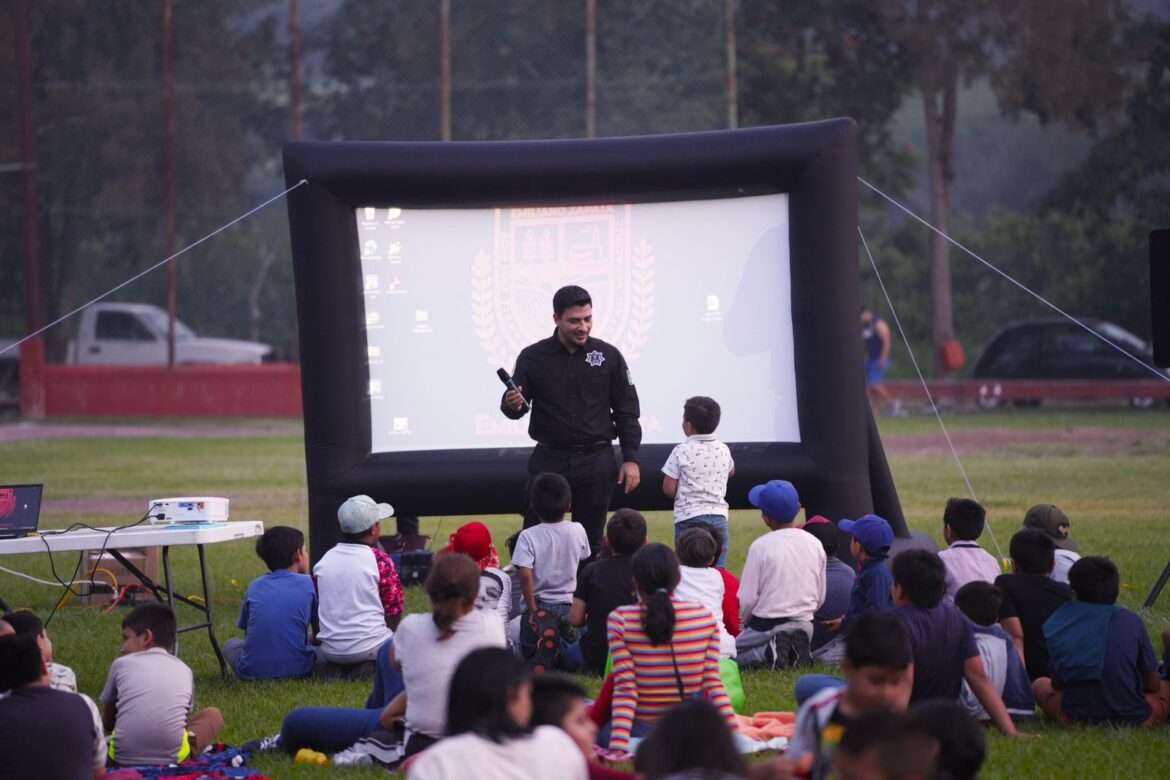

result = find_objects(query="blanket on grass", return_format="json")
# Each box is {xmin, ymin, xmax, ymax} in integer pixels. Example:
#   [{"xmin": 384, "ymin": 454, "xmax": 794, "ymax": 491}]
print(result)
[{"xmin": 104, "ymin": 746, "xmax": 268, "ymax": 780}]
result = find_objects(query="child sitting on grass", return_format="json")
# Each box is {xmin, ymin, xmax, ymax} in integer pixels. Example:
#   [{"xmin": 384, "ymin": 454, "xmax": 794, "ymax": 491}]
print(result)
[
  {"xmin": 831, "ymin": 709, "xmax": 939, "ymax": 780},
  {"xmin": 696, "ymin": 519, "xmax": 741, "ymax": 638},
  {"xmin": 736, "ymin": 479, "xmax": 826, "ymax": 669},
  {"xmin": 513, "ymin": 473, "xmax": 591, "ymax": 671},
  {"xmin": 952, "ymin": 581, "xmax": 1034, "ymax": 722},
  {"xmin": 530, "ymin": 674, "xmax": 639, "ymax": 780},
  {"xmin": 821, "ymin": 514, "xmax": 894, "ymax": 637},
  {"xmin": 994, "ymin": 528, "xmax": 1071, "ymax": 680},
  {"xmin": 3, "ymin": 609, "xmax": 78, "ymax": 692},
  {"xmin": 937, "ymin": 497, "xmax": 1001, "ymax": 601},
  {"xmin": 802, "ymin": 517, "xmax": 854, "ymax": 662},
  {"xmin": 603, "ymin": 544, "xmax": 737, "ymax": 751},
  {"xmin": 390, "ymin": 553, "xmax": 508, "ymax": 756},
  {"xmin": 662, "ymin": 395, "xmax": 735, "ymax": 568},
  {"xmin": 1033, "ymin": 556, "xmax": 1170, "ymax": 727},
  {"xmin": 568, "ymin": 509, "xmax": 646, "ymax": 675},
  {"xmin": 0, "ymin": 634, "xmax": 106, "ymax": 780},
  {"xmin": 889, "ymin": 550, "xmax": 1021, "ymax": 737},
  {"xmin": 674, "ymin": 526, "xmax": 736, "ymax": 660},
  {"xmin": 904, "ymin": 700, "xmax": 987, "ymax": 780},
  {"xmin": 405, "ymin": 647, "xmax": 588, "ymax": 779},
  {"xmin": 223, "ymin": 525, "xmax": 317, "ymax": 680},
  {"xmin": 100, "ymin": 602, "xmax": 223, "ymax": 766},
  {"xmin": 1023, "ymin": 503, "xmax": 1081, "ymax": 584},
  {"xmin": 789, "ymin": 612, "xmax": 913, "ymax": 780},
  {"xmin": 441, "ymin": 521, "xmax": 511, "ymax": 623},
  {"xmin": 314, "ymin": 494, "xmax": 404, "ymax": 672},
  {"xmin": 634, "ymin": 700, "xmax": 749, "ymax": 780}
]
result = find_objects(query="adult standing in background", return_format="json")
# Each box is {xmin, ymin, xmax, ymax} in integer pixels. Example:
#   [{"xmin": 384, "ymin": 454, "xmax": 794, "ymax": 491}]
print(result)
[
  {"xmin": 501, "ymin": 285, "xmax": 642, "ymax": 558},
  {"xmin": 861, "ymin": 305, "xmax": 899, "ymax": 416}
]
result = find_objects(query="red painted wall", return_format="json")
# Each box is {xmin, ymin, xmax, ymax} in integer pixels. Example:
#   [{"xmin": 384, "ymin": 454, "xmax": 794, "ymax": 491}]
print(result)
[{"xmin": 29, "ymin": 362, "xmax": 302, "ymax": 418}]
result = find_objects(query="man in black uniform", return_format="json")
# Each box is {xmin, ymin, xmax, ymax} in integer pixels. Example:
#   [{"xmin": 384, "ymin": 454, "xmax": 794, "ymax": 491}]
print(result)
[{"xmin": 501, "ymin": 285, "xmax": 641, "ymax": 556}]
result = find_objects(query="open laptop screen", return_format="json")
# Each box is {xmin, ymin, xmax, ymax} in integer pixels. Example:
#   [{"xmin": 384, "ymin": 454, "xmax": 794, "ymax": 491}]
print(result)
[{"xmin": 0, "ymin": 484, "xmax": 43, "ymax": 538}]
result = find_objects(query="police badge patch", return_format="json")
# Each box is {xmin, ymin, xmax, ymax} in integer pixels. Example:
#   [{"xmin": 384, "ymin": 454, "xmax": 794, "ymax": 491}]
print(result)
[{"xmin": 586, "ymin": 350, "xmax": 605, "ymax": 367}]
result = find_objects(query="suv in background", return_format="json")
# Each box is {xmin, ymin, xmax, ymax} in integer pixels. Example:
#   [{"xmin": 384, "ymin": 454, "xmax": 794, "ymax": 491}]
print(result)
[{"xmin": 972, "ymin": 318, "xmax": 1167, "ymax": 408}]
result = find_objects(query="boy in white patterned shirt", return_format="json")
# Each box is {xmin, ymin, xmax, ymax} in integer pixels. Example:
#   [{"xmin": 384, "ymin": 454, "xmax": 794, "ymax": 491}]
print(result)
[{"xmin": 662, "ymin": 396, "xmax": 735, "ymax": 568}]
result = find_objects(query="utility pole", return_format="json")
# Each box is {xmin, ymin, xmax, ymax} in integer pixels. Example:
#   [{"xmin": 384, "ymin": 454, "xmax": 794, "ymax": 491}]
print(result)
[
  {"xmin": 585, "ymin": 0, "xmax": 597, "ymax": 137},
  {"xmin": 724, "ymin": 0, "xmax": 738, "ymax": 129},
  {"xmin": 439, "ymin": 0, "xmax": 451, "ymax": 141},
  {"xmin": 17, "ymin": 0, "xmax": 45, "ymax": 417},
  {"xmin": 163, "ymin": 0, "xmax": 178, "ymax": 368},
  {"xmin": 17, "ymin": 0, "xmax": 42, "ymax": 336},
  {"xmin": 289, "ymin": 0, "xmax": 302, "ymax": 140}
]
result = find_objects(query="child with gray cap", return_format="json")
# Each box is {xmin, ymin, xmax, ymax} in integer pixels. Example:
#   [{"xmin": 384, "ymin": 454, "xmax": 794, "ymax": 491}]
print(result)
[
  {"xmin": 313, "ymin": 495, "xmax": 404, "ymax": 669},
  {"xmin": 735, "ymin": 479, "xmax": 826, "ymax": 669},
  {"xmin": 1023, "ymin": 504, "xmax": 1081, "ymax": 585}
]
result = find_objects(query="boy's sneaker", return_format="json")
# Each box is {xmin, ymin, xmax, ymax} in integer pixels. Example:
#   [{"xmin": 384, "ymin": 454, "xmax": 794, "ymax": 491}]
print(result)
[
  {"xmin": 529, "ymin": 609, "xmax": 562, "ymax": 673},
  {"xmin": 333, "ymin": 728, "xmax": 403, "ymax": 768},
  {"xmin": 241, "ymin": 734, "xmax": 281, "ymax": 754}
]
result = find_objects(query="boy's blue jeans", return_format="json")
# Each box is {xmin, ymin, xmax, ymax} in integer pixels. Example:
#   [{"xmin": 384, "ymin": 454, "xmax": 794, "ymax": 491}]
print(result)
[{"xmin": 674, "ymin": 514, "xmax": 730, "ymax": 568}]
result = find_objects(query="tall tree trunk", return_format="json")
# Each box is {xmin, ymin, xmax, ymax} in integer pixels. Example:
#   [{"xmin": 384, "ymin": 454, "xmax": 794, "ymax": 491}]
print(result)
[{"xmin": 922, "ymin": 80, "xmax": 957, "ymax": 376}]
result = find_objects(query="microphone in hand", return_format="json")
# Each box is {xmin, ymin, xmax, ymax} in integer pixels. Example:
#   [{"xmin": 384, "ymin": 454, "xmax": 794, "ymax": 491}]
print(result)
[{"xmin": 497, "ymin": 368, "xmax": 531, "ymax": 411}]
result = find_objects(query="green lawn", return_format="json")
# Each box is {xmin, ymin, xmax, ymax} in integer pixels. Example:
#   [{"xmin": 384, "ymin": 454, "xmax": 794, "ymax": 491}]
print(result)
[{"xmin": 1, "ymin": 410, "xmax": 1168, "ymax": 778}]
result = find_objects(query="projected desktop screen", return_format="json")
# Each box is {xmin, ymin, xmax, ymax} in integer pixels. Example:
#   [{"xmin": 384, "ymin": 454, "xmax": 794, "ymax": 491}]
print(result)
[{"xmin": 355, "ymin": 193, "xmax": 798, "ymax": 454}]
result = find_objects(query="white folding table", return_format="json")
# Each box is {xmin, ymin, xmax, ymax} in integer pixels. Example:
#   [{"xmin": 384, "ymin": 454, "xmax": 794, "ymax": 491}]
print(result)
[{"xmin": 0, "ymin": 521, "xmax": 264, "ymax": 677}]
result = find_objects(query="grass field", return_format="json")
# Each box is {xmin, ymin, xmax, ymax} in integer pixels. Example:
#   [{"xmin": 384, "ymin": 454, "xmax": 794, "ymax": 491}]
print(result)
[{"xmin": 1, "ymin": 408, "xmax": 1169, "ymax": 778}]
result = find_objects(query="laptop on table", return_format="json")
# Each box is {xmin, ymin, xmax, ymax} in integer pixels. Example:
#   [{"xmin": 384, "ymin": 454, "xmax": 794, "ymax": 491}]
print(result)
[{"xmin": 0, "ymin": 484, "xmax": 43, "ymax": 538}]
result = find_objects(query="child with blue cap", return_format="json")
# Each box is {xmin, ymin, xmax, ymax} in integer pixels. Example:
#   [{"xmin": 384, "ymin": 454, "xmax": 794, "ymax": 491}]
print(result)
[{"xmin": 735, "ymin": 480, "xmax": 826, "ymax": 669}]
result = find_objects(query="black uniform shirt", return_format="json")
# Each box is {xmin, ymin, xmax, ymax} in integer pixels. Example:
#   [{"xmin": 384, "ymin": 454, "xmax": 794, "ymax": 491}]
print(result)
[{"xmin": 501, "ymin": 332, "xmax": 641, "ymax": 463}]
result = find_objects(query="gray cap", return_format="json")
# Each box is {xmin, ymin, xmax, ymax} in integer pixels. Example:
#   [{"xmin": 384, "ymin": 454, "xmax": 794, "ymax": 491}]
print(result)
[{"xmin": 338, "ymin": 494, "xmax": 394, "ymax": 535}]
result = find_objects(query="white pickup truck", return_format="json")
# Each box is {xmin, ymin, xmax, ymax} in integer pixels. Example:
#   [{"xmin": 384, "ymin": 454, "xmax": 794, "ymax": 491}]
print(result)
[{"xmin": 67, "ymin": 302, "xmax": 272, "ymax": 366}]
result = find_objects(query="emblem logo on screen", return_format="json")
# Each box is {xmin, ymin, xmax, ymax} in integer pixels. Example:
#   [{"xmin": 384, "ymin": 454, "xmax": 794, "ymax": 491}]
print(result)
[
  {"xmin": 0, "ymin": 488, "xmax": 14, "ymax": 518},
  {"xmin": 472, "ymin": 204, "xmax": 655, "ymax": 365}
]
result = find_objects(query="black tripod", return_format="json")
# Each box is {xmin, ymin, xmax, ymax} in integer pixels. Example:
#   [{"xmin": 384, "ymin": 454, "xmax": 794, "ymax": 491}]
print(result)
[{"xmin": 1143, "ymin": 560, "xmax": 1170, "ymax": 609}]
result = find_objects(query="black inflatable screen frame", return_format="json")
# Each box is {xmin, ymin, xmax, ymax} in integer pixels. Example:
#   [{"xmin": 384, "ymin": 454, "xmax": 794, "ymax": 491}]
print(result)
[{"xmin": 284, "ymin": 120, "xmax": 905, "ymax": 561}]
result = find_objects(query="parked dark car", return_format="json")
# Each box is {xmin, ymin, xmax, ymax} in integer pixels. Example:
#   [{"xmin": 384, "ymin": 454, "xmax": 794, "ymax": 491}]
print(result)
[{"xmin": 971, "ymin": 318, "xmax": 1168, "ymax": 408}]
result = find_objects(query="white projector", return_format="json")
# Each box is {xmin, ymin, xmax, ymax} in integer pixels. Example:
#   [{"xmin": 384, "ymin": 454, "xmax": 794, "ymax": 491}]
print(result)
[{"xmin": 149, "ymin": 497, "xmax": 230, "ymax": 525}]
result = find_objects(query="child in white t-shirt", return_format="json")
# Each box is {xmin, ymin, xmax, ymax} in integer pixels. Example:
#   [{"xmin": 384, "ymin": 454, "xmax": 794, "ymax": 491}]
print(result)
[
  {"xmin": 392, "ymin": 554, "xmax": 507, "ymax": 755},
  {"xmin": 512, "ymin": 473, "xmax": 590, "ymax": 669},
  {"xmin": 674, "ymin": 526, "xmax": 736, "ymax": 659},
  {"xmin": 314, "ymin": 495, "xmax": 404, "ymax": 667},
  {"xmin": 663, "ymin": 396, "xmax": 735, "ymax": 568}
]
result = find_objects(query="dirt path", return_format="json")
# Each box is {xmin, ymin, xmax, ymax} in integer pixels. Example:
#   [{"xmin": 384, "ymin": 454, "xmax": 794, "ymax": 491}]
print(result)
[
  {"xmin": 882, "ymin": 426, "xmax": 1170, "ymax": 457},
  {"xmin": 6, "ymin": 419, "xmax": 1165, "ymax": 454},
  {"xmin": 0, "ymin": 420, "xmax": 302, "ymax": 442}
]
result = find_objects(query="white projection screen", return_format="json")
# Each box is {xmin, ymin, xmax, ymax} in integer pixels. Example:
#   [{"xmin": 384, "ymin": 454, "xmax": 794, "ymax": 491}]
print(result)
[{"xmin": 355, "ymin": 194, "xmax": 799, "ymax": 453}]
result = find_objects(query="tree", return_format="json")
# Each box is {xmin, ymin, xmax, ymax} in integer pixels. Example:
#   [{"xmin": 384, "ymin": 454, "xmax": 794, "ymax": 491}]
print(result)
[
  {"xmin": 878, "ymin": 0, "xmax": 1140, "ymax": 374},
  {"xmin": 737, "ymin": 0, "xmax": 915, "ymax": 191}
]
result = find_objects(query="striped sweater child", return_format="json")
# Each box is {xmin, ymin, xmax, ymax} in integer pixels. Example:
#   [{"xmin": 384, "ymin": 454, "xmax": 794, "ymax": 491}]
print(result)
[{"xmin": 606, "ymin": 597, "xmax": 737, "ymax": 750}]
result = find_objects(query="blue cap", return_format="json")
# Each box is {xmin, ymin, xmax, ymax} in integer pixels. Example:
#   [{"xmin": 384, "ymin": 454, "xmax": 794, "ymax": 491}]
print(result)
[
  {"xmin": 838, "ymin": 514, "xmax": 894, "ymax": 555},
  {"xmin": 748, "ymin": 480, "xmax": 800, "ymax": 524}
]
